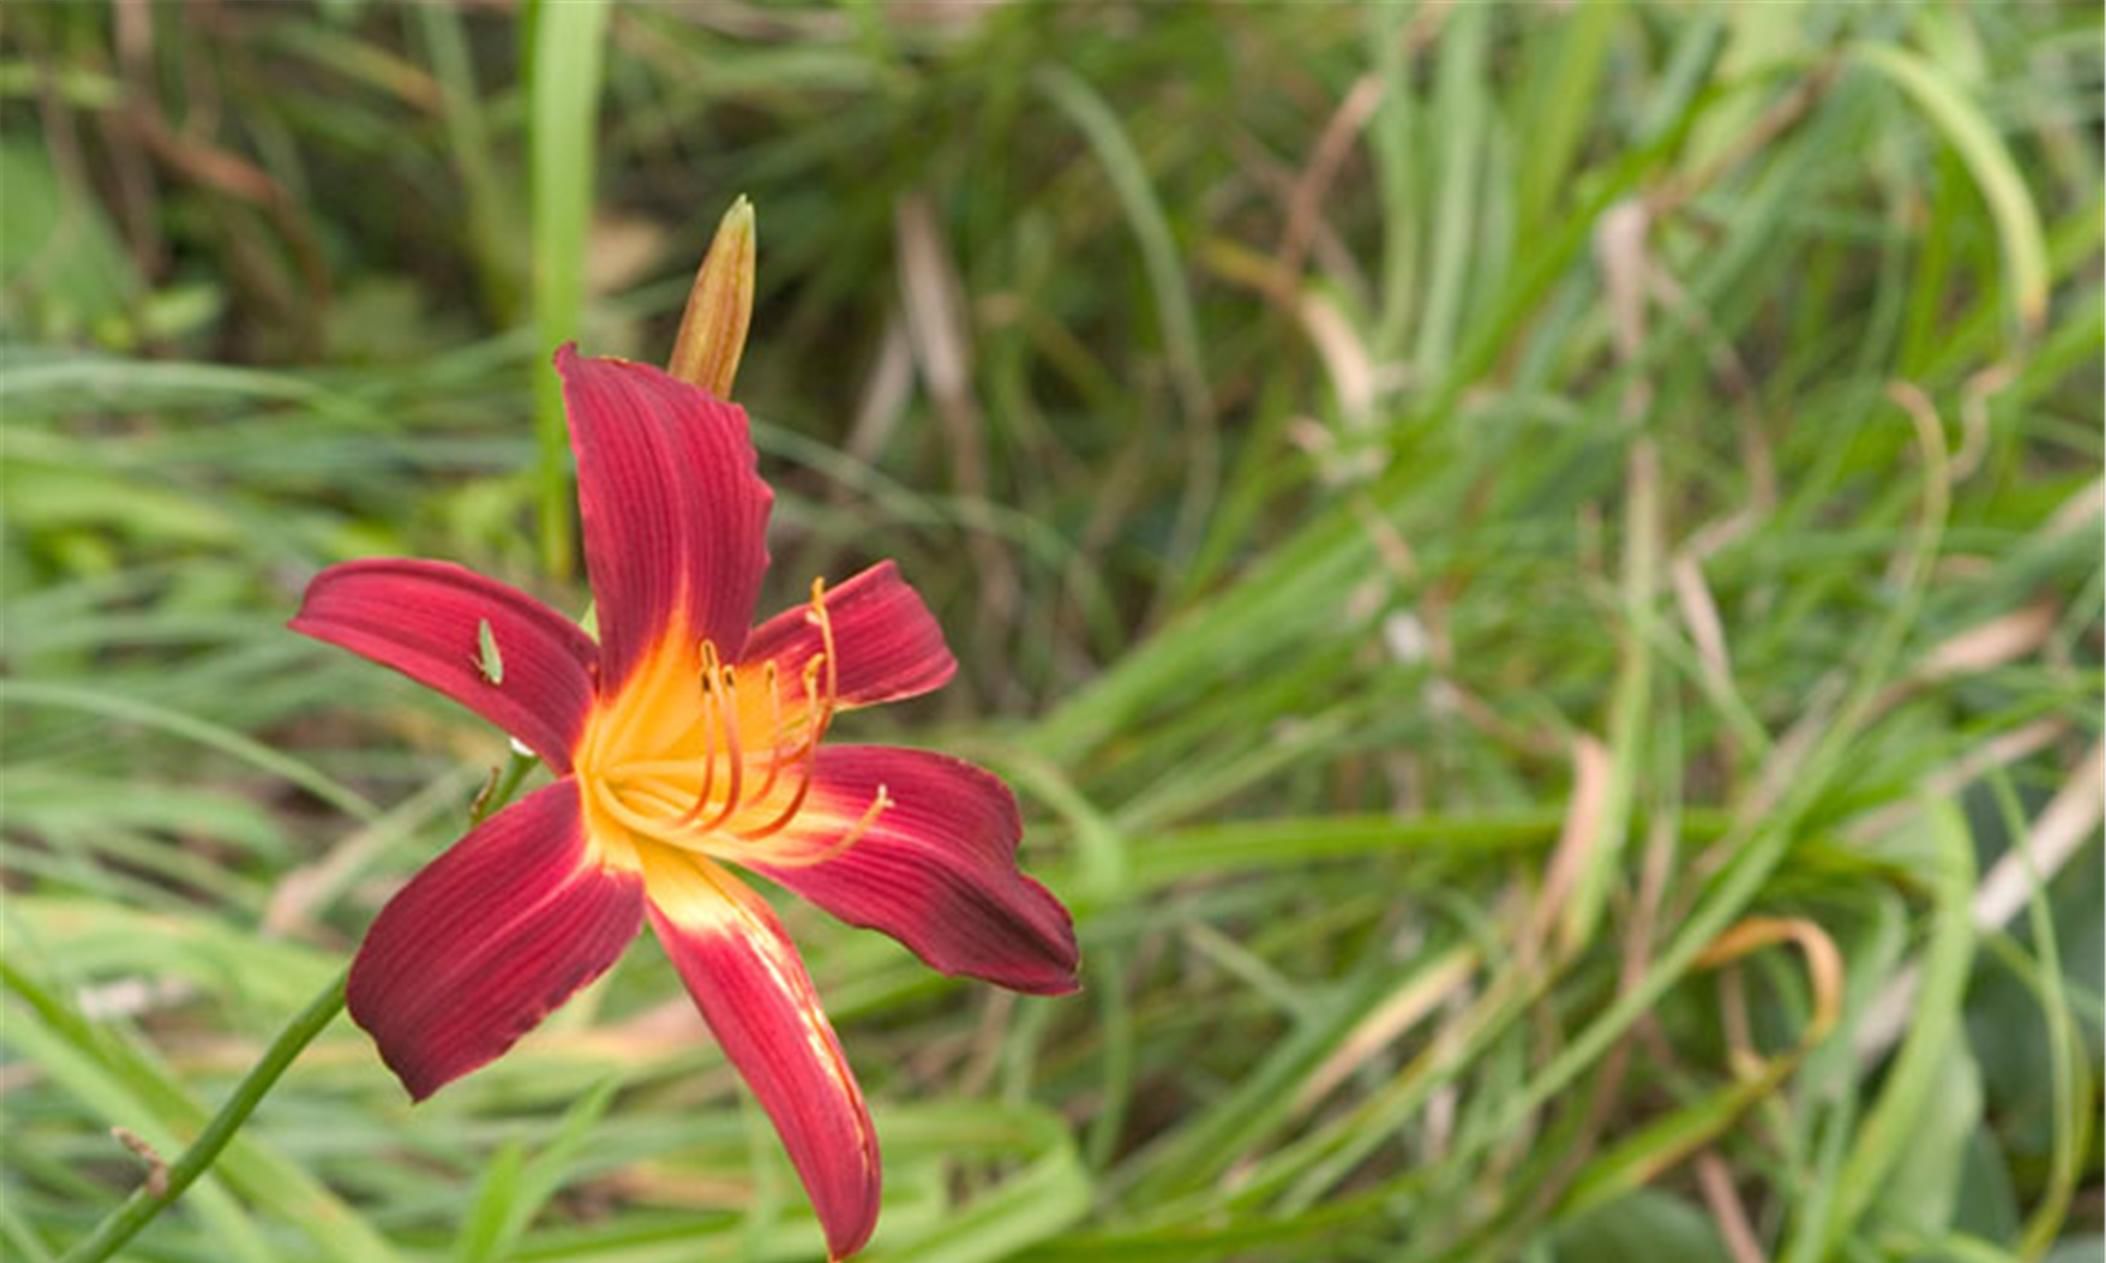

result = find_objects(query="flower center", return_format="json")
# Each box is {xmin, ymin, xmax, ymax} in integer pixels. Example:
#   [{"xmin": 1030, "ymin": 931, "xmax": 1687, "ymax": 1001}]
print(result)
[{"xmin": 575, "ymin": 578, "xmax": 890, "ymax": 867}]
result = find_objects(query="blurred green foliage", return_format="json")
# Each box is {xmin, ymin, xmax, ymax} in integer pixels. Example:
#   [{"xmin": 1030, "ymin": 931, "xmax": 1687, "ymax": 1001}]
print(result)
[{"xmin": 2, "ymin": 2, "xmax": 2100, "ymax": 1261}]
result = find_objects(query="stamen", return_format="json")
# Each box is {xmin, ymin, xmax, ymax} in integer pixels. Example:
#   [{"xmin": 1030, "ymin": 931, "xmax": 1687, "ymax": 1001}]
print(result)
[
  {"xmin": 693, "ymin": 662, "xmax": 745, "ymax": 831},
  {"xmin": 588, "ymin": 778, "xmax": 713, "ymax": 854},
  {"xmin": 719, "ymin": 577, "xmax": 840, "ymax": 841},
  {"xmin": 807, "ymin": 576, "xmax": 840, "ymax": 747},
  {"xmin": 743, "ymin": 661, "xmax": 787, "ymax": 801},
  {"xmin": 730, "ymin": 655, "xmax": 827, "ymax": 840},
  {"xmin": 673, "ymin": 641, "xmax": 724, "ymax": 826},
  {"xmin": 799, "ymin": 653, "xmax": 827, "ymax": 744},
  {"xmin": 774, "ymin": 784, "xmax": 893, "ymax": 869},
  {"xmin": 586, "ymin": 577, "xmax": 859, "ymax": 860}
]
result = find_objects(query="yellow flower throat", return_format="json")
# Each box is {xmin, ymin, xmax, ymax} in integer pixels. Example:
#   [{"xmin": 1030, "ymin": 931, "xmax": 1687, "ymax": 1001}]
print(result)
[{"xmin": 576, "ymin": 579, "xmax": 890, "ymax": 869}]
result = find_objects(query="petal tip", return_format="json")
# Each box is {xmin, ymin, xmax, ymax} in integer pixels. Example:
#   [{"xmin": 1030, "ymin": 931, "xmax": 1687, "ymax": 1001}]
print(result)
[
  {"xmin": 824, "ymin": 1203, "xmax": 879, "ymax": 1262},
  {"xmin": 397, "ymin": 1065, "xmax": 444, "ymax": 1105},
  {"xmin": 1013, "ymin": 969, "xmax": 1082, "ymax": 998},
  {"xmin": 997, "ymin": 949, "xmax": 1083, "ymax": 997},
  {"xmin": 348, "ymin": 993, "xmax": 448, "ymax": 1103},
  {"xmin": 644, "ymin": 859, "xmax": 880, "ymax": 1262}
]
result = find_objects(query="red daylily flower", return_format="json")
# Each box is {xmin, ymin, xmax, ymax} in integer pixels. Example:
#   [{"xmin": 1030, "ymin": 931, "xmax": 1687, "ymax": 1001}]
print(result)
[{"xmin": 290, "ymin": 344, "xmax": 1078, "ymax": 1260}]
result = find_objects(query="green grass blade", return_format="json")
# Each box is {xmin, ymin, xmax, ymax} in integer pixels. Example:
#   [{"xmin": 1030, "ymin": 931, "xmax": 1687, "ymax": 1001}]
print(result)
[
  {"xmin": 527, "ymin": 0, "xmax": 610, "ymax": 578},
  {"xmin": 1852, "ymin": 41, "xmax": 2052, "ymax": 334}
]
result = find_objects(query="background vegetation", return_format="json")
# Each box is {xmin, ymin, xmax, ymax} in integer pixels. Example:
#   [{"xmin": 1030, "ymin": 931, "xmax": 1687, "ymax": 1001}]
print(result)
[{"xmin": 3, "ymin": 2, "xmax": 2101, "ymax": 1260}]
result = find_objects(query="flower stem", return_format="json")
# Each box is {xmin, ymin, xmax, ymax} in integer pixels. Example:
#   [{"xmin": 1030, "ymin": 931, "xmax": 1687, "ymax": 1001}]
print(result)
[{"xmin": 60, "ymin": 969, "xmax": 350, "ymax": 1263}]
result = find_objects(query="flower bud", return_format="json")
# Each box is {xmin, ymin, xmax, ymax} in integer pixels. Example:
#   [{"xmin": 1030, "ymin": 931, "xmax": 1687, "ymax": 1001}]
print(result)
[{"xmin": 668, "ymin": 196, "xmax": 756, "ymax": 398}]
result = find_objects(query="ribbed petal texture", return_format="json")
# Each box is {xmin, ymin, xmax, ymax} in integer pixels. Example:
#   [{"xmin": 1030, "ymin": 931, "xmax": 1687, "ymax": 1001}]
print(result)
[
  {"xmin": 754, "ymin": 745, "xmax": 1079, "ymax": 996},
  {"xmin": 644, "ymin": 849, "xmax": 880, "ymax": 1261},
  {"xmin": 740, "ymin": 560, "xmax": 956, "ymax": 710},
  {"xmin": 557, "ymin": 346, "xmax": 772, "ymax": 690},
  {"xmin": 347, "ymin": 781, "xmax": 642, "ymax": 1100},
  {"xmin": 290, "ymin": 558, "xmax": 598, "ymax": 770}
]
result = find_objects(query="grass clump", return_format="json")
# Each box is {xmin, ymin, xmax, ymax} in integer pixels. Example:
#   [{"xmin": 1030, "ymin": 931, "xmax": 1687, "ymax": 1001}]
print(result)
[{"xmin": 3, "ymin": 3, "xmax": 2100, "ymax": 1261}]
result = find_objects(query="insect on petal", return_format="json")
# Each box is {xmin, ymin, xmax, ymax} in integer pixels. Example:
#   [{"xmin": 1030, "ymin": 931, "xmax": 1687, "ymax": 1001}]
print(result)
[
  {"xmin": 643, "ymin": 849, "xmax": 880, "ymax": 1261},
  {"xmin": 752, "ymin": 746, "xmax": 1079, "ymax": 997},
  {"xmin": 290, "ymin": 558, "xmax": 599, "ymax": 771},
  {"xmin": 347, "ymin": 780, "xmax": 643, "ymax": 1101}
]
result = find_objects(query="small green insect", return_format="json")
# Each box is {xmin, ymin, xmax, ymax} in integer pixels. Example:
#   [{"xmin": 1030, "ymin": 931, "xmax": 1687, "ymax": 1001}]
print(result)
[
  {"xmin": 468, "ymin": 764, "xmax": 501, "ymax": 821},
  {"xmin": 475, "ymin": 618, "xmax": 504, "ymax": 685}
]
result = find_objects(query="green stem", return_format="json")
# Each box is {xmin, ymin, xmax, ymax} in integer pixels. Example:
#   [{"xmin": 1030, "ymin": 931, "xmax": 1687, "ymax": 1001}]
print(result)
[{"xmin": 60, "ymin": 970, "xmax": 350, "ymax": 1263}]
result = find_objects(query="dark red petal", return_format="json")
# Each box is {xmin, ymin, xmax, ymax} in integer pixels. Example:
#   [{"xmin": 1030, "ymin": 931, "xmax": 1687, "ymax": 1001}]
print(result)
[
  {"xmin": 739, "ymin": 560, "xmax": 956, "ymax": 710},
  {"xmin": 289, "ymin": 558, "xmax": 598, "ymax": 771},
  {"xmin": 555, "ymin": 346, "xmax": 772, "ymax": 692},
  {"xmin": 347, "ymin": 780, "xmax": 642, "ymax": 1101},
  {"xmin": 752, "ymin": 746, "xmax": 1078, "ymax": 996},
  {"xmin": 644, "ymin": 851, "xmax": 879, "ymax": 1261}
]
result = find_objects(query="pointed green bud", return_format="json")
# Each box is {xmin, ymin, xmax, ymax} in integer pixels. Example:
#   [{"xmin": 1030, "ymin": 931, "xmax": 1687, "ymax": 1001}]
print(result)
[{"xmin": 668, "ymin": 195, "xmax": 756, "ymax": 398}]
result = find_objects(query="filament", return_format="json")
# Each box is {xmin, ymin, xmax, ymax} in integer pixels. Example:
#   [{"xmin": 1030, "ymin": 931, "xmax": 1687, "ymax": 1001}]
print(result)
[
  {"xmin": 672, "ymin": 640, "xmax": 721, "ymax": 825},
  {"xmin": 591, "ymin": 577, "xmax": 855, "ymax": 858},
  {"xmin": 588, "ymin": 778, "xmax": 709, "ymax": 854},
  {"xmin": 743, "ymin": 661, "xmax": 787, "ymax": 802},
  {"xmin": 767, "ymin": 784, "xmax": 893, "ymax": 869},
  {"xmin": 807, "ymin": 576, "xmax": 840, "ymax": 749},
  {"xmin": 731, "ymin": 657, "xmax": 826, "ymax": 840},
  {"xmin": 726, "ymin": 579, "xmax": 839, "ymax": 842},
  {"xmin": 693, "ymin": 662, "xmax": 744, "ymax": 831}
]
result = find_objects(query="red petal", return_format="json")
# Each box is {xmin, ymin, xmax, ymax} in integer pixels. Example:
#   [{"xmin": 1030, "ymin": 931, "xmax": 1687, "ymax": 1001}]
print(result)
[
  {"xmin": 752, "ymin": 746, "xmax": 1078, "ymax": 996},
  {"xmin": 555, "ymin": 346, "xmax": 772, "ymax": 692},
  {"xmin": 643, "ymin": 850, "xmax": 879, "ymax": 1261},
  {"xmin": 739, "ymin": 560, "xmax": 956, "ymax": 709},
  {"xmin": 347, "ymin": 780, "xmax": 642, "ymax": 1101},
  {"xmin": 289, "ymin": 558, "xmax": 598, "ymax": 771}
]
